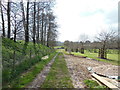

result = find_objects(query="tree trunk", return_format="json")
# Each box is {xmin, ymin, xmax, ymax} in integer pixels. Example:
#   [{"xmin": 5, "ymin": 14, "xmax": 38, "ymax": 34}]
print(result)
[
  {"xmin": 36, "ymin": 3, "xmax": 40, "ymax": 43},
  {"xmin": 99, "ymin": 48, "xmax": 107, "ymax": 59},
  {"xmin": 20, "ymin": 0, "xmax": 26, "ymax": 40},
  {"xmin": 26, "ymin": 0, "xmax": 29, "ymax": 43},
  {"xmin": 43, "ymin": 21, "xmax": 47, "ymax": 45},
  {"xmin": 81, "ymin": 48, "xmax": 84, "ymax": 54},
  {"xmin": 101, "ymin": 48, "xmax": 104, "ymax": 58},
  {"xmin": 14, "ymin": 18, "xmax": 17, "ymax": 42},
  {"xmin": 47, "ymin": 23, "xmax": 50, "ymax": 47},
  {"xmin": 33, "ymin": 2, "xmax": 36, "ymax": 44},
  {"xmin": 0, "ymin": 1, "xmax": 5, "ymax": 37},
  {"xmin": 14, "ymin": 28, "xmax": 16, "ymax": 42},
  {"xmin": 98, "ymin": 48, "xmax": 101, "ymax": 57},
  {"xmin": 81, "ymin": 42, "xmax": 84, "ymax": 54},
  {"xmin": 21, "ymin": 0, "xmax": 29, "ymax": 43},
  {"xmin": 21, "ymin": 0, "xmax": 28, "ymax": 54},
  {"xmin": 7, "ymin": 1, "xmax": 11, "ymax": 38},
  {"xmin": 41, "ymin": 10, "xmax": 44, "ymax": 45}
]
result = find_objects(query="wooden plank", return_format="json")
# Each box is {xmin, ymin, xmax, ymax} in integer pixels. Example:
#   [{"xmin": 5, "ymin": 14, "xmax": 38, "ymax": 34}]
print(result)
[
  {"xmin": 104, "ymin": 77, "xmax": 120, "ymax": 88},
  {"xmin": 92, "ymin": 73, "xmax": 120, "ymax": 90}
]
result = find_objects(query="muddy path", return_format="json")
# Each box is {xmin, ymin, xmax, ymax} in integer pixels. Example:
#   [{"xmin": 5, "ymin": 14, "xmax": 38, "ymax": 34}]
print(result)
[
  {"xmin": 26, "ymin": 53, "xmax": 58, "ymax": 88},
  {"xmin": 64, "ymin": 54, "xmax": 119, "ymax": 88}
]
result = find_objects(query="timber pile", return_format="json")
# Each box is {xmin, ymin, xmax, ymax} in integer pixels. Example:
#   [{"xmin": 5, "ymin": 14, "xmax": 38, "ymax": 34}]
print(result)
[{"xmin": 92, "ymin": 73, "xmax": 120, "ymax": 90}]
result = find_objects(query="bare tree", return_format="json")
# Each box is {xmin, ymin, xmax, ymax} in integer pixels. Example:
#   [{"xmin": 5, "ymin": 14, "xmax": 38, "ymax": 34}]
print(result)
[
  {"xmin": 1, "ymin": 0, "xmax": 58, "ymax": 47},
  {"xmin": 20, "ymin": 0, "xmax": 26, "ymax": 39},
  {"xmin": 43, "ymin": 14, "xmax": 47, "ymax": 45},
  {"xmin": 79, "ymin": 34, "xmax": 88, "ymax": 54},
  {"xmin": 64, "ymin": 41, "xmax": 79, "ymax": 53},
  {"xmin": 46, "ymin": 12, "xmax": 57, "ymax": 47},
  {"xmin": 41, "ymin": 8, "xmax": 44, "ymax": 44},
  {"xmin": 20, "ymin": 0, "xmax": 29, "ymax": 43},
  {"xmin": 10, "ymin": 2, "xmax": 22, "ymax": 42},
  {"xmin": 36, "ymin": 2, "xmax": 40, "ymax": 43},
  {"xmin": 96, "ymin": 29, "xmax": 116, "ymax": 59}
]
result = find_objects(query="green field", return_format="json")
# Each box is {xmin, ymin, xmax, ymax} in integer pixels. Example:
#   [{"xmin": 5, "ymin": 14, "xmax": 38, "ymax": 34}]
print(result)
[
  {"xmin": 71, "ymin": 52, "xmax": 119, "ymax": 65},
  {"xmin": 55, "ymin": 47, "xmax": 119, "ymax": 65},
  {"xmin": 41, "ymin": 52, "xmax": 73, "ymax": 88}
]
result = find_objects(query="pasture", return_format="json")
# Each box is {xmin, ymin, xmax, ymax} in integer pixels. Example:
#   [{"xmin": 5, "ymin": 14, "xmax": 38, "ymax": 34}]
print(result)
[{"xmin": 71, "ymin": 49, "xmax": 119, "ymax": 65}]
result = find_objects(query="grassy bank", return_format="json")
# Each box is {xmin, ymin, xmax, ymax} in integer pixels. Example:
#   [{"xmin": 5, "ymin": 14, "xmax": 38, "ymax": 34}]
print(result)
[
  {"xmin": 5, "ymin": 52, "xmax": 57, "ymax": 88},
  {"xmin": 2, "ymin": 38, "xmax": 55, "ymax": 88},
  {"xmin": 41, "ymin": 52, "xmax": 73, "ymax": 88}
]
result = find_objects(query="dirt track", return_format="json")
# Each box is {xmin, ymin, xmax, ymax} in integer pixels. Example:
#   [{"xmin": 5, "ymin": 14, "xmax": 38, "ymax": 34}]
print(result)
[
  {"xmin": 64, "ymin": 54, "xmax": 119, "ymax": 88},
  {"xmin": 26, "ymin": 53, "xmax": 58, "ymax": 88}
]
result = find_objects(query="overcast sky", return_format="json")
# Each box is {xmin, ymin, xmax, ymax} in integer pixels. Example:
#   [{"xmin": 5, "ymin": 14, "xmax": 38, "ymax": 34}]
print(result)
[{"xmin": 53, "ymin": 0, "xmax": 119, "ymax": 42}]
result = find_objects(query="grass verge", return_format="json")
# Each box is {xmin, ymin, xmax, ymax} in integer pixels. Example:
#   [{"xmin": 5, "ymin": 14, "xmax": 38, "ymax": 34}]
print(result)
[
  {"xmin": 41, "ymin": 52, "xmax": 73, "ymax": 88},
  {"xmin": 84, "ymin": 79, "xmax": 106, "ymax": 90},
  {"xmin": 5, "ymin": 52, "xmax": 57, "ymax": 88}
]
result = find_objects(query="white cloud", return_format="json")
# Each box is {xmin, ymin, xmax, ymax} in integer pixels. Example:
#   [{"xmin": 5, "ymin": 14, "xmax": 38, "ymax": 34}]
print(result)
[{"xmin": 53, "ymin": 0, "xmax": 119, "ymax": 42}]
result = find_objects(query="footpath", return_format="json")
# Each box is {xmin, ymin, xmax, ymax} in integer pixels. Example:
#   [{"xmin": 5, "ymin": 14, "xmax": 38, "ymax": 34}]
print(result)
[{"xmin": 26, "ymin": 53, "xmax": 58, "ymax": 88}]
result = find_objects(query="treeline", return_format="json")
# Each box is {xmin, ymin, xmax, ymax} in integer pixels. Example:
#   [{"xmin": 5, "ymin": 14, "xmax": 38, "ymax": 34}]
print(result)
[
  {"xmin": 0, "ymin": 0, "xmax": 58, "ymax": 87},
  {"xmin": 0, "ymin": 0, "xmax": 58, "ymax": 47},
  {"xmin": 64, "ymin": 30, "xmax": 118, "ymax": 59}
]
